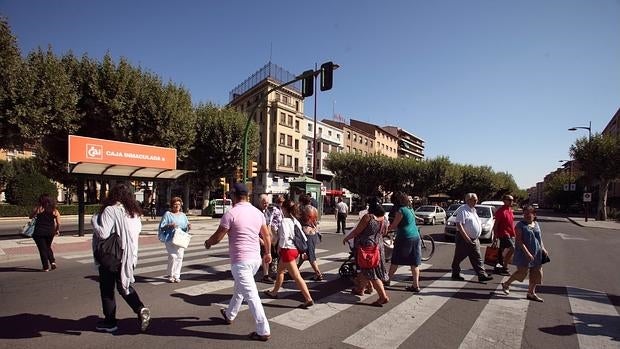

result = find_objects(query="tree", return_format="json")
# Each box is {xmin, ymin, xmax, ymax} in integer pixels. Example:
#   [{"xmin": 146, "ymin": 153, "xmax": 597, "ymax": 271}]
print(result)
[
  {"xmin": 185, "ymin": 103, "xmax": 259, "ymax": 209},
  {"xmin": 570, "ymin": 133, "xmax": 620, "ymax": 220}
]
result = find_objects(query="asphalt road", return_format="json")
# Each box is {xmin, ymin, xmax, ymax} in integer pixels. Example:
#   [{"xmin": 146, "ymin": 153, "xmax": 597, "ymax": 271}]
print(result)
[{"xmin": 0, "ymin": 217, "xmax": 619, "ymax": 349}]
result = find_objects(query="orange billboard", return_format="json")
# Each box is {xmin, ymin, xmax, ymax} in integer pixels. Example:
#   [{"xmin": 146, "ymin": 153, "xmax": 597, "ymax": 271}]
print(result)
[{"xmin": 68, "ymin": 135, "xmax": 177, "ymax": 170}]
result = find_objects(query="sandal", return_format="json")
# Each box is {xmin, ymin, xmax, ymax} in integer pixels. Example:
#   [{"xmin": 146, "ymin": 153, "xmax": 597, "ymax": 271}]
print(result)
[
  {"xmin": 370, "ymin": 298, "xmax": 389, "ymax": 307},
  {"xmin": 312, "ymin": 274, "xmax": 324, "ymax": 281},
  {"xmin": 220, "ymin": 308, "xmax": 233, "ymax": 325},
  {"xmin": 351, "ymin": 289, "xmax": 364, "ymax": 296},
  {"xmin": 263, "ymin": 290, "xmax": 278, "ymax": 299},
  {"xmin": 249, "ymin": 331, "xmax": 270, "ymax": 341},
  {"xmin": 501, "ymin": 282, "xmax": 510, "ymax": 295},
  {"xmin": 405, "ymin": 286, "xmax": 421, "ymax": 293},
  {"xmin": 298, "ymin": 300, "xmax": 314, "ymax": 309},
  {"xmin": 526, "ymin": 293, "xmax": 544, "ymax": 302}
]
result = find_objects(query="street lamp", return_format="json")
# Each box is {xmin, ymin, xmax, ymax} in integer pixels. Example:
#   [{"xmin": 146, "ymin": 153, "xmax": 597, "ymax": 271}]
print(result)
[{"xmin": 568, "ymin": 121, "xmax": 592, "ymax": 139}]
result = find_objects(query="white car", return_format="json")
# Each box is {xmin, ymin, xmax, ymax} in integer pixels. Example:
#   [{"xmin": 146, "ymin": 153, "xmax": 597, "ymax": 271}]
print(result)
[
  {"xmin": 444, "ymin": 205, "xmax": 495, "ymax": 241},
  {"xmin": 414, "ymin": 205, "xmax": 447, "ymax": 225}
]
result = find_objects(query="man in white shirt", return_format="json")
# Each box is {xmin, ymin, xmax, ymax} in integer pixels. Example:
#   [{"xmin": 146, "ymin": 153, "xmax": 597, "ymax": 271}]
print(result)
[
  {"xmin": 335, "ymin": 198, "xmax": 348, "ymax": 234},
  {"xmin": 451, "ymin": 193, "xmax": 493, "ymax": 283}
]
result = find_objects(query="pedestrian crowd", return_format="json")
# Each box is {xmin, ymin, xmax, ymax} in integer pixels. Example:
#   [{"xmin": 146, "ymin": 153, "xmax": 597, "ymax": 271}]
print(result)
[{"xmin": 26, "ymin": 185, "xmax": 548, "ymax": 340}]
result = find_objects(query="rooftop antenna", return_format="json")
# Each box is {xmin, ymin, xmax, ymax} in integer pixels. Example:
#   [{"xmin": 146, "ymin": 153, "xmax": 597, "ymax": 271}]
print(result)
[{"xmin": 269, "ymin": 42, "xmax": 272, "ymax": 63}]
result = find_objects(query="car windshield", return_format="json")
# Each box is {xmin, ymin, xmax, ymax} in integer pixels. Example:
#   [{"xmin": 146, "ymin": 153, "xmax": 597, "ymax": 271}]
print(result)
[
  {"xmin": 417, "ymin": 206, "xmax": 435, "ymax": 212},
  {"xmin": 476, "ymin": 207, "xmax": 492, "ymax": 218},
  {"xmin": 448, "ymin": 204, "xmax": 461, "ymax": 211}
]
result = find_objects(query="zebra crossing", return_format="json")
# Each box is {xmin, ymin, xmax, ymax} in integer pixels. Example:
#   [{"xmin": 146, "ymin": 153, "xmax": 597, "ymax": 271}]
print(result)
[{"xmin": 61, "ymin": 240, "xmax": 620, "ymax": 349}]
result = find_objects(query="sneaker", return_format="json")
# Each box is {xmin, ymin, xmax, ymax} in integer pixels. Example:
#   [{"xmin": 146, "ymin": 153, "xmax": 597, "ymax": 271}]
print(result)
[
  {"xmin": 451, "ymin": 274, "xmax": 465, "ymax": 281},
  {"xmin": 501, "ymin": 282, "xmax": 510, "ymax": 295},
  {"xmin": 173, "ymin": 278, "xmax": 181, "ymax": 283},
  {"xmin": 138, "ymin": 307, "xmax": 151, "ymax": 332},
  {"xmin": 478, "ymin": 275, "xmax": 493, "ymax": 282},
  {"xmin": 96, "ymin": 321, "xmax": 118, "ymax": 333},
  {"xmin": 51, "ymin": 263, "xmax": 57, "ymax": 270}
]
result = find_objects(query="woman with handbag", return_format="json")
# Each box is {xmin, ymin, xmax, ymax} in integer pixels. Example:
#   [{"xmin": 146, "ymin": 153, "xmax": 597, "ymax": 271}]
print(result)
[
  {"xmin": 501, "ymin": 205, "xmax": 549, "ymax": 302},
  {"xmin": 342, "ymin": 199, "xmax": 389, "ymax": 306},
  {"xmin": 30, "ymin": 194, "xmax": 61, "ymax": 271},
  {"xmin": 91, "ymin": 183, "xmax": 150, "ymax": 333},
  {"xmin": 158, "ymin": 197, "xmax": 191, "ymax": 283},
  {"xmin": 385, "ymin": 191, "xmax": 422, "ymax": 292},
  {"xmin": 264, "ymin": 198, "xmax": 314, "ymax": 309}
]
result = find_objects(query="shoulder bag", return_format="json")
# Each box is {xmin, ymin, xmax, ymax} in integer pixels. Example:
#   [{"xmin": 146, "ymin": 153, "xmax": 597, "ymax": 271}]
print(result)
[
  {"xmin": 172, "ymin": 227, "xmax": 191, "ymax": 248},
  {"xmin": 21, "ymin": 216, "xmax": 37, "ymax": 237},
  {"xmin": 293, "ymin": 223, "xmax": 308, "ymax": 253},
  {"xmin": 356, "ymin": 219, "xmax": 382, "ymax": 269},
  {"xmin": 94, "ymin": 227, "xmax": 123, "ymax": 273}
]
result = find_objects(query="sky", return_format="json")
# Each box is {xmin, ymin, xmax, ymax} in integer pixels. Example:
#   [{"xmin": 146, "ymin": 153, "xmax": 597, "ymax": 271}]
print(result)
[{"xmin": 2, "ymin": 0, "xmax": 619, "ymax": 189}]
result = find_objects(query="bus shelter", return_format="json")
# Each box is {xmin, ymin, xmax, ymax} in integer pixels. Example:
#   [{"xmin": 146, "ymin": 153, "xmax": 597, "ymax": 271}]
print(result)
[{"xmin": 68, "ymin": 135, "xmax": 192, "ymax": 235}]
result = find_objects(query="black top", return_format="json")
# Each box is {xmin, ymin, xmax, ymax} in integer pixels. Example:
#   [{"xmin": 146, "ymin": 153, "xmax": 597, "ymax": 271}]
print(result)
[{"xmin": 33, "ymin": 210, "xmax": 56, "ymax": 237}]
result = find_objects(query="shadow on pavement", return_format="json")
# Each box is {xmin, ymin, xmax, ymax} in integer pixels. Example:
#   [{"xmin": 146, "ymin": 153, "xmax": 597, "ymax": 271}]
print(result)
[{"xmin": 0, "ymin": 266, "xmax": 43, "ymax": 273}]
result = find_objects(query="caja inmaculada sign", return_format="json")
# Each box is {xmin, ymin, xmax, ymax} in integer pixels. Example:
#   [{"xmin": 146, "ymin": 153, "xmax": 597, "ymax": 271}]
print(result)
[{"xmin": 68, "ymin": 135, "xmax": 177, "ymax": 170}]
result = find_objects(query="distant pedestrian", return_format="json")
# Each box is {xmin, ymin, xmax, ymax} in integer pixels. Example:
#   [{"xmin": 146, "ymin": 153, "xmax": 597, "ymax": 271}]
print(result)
[
  {"xmin": 451, "ymin": 193, "xmax": 493, "ymax": 283},
  {"xmin": 307, "ymin": 193, "xmax": 318, "ymax": 208},
  {"xmin": 335, "ymin": 197, "xmax": 348, "ymax": 234},
  {"xmin": 257, "ymin": 194, "xmax": 276, "ymax": 283},
  {"xmin": 492, "ymin": 194, "xmax": 516, "ymax": 275},
  {"xmin": 149, "ymin": 199, "xmax": 156, "ymax": 220},
  {"xmin": 30, "ymin": 194, "xmax": 61, "ymax": 272},
  {"xmin": 386, "ymin": 192, "xmax": 422, "ymax": 292},
  {"xmin": 501, "ymin": 206, "xmax": 549, "ymax": 302},
  {"xmin": 264, "ymin": 198, "xmax": 314, "ymax": 309},
  {"xmin": 343, "ymin": 197, "xmax": 390, "ymax": 306},
  {"xmin": 204, "ymin": 183, "xmax": 272, "ymax": 342},
  {"xmin": 298, "ymin": 194, "xmax": 323, "ymax": 281},
  {"xmin": 91, "ymin": 183, "xmax": 150, "ymax": 333},
  {"xmin": 158, "ymin": 197, "xmax": 191, "ymax": 283}
]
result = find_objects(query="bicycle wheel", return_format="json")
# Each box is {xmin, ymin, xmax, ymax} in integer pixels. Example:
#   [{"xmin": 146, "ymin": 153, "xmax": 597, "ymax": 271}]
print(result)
[{"xmin": 420, "ymin": 234, "xmax": 435, "ymax": 261}]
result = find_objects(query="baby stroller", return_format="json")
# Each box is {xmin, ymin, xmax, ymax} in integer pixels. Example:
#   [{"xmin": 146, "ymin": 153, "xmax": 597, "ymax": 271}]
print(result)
[{"xmin": 338, "ymin": 232, "xmax": 395, "ymax": 278}]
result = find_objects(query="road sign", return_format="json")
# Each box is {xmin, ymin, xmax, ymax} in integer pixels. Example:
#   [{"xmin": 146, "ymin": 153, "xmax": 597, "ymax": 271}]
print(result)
[
  {"xmin": 563, "ymin": 184, "xmax": 569, "ymax": 191},
  {"xmin": 583, "ymin": 192, "xmax": 592, "ymax": 202},
  {"xmin": 570, "ymin": 183, "xmax": 576, "ymax": 191}
]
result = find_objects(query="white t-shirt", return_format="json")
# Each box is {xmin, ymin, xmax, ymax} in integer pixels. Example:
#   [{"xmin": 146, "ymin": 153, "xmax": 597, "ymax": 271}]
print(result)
[{"xmin": 455, "ymin": 205, "xmax": 482, "ymax": 239}]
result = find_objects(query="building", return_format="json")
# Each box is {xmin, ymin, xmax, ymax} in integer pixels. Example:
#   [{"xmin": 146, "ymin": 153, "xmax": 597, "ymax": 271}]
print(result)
[
  {"xmin": 602, "ymin": 107, "xmax": 620, "ymax": 212},
  {"xmin": 302, "ymin": 117, "xmax": 343, "ymax": 181},
  {"xmin": 382, "ymin": 126, "xmax": 425, "ymax": 160},
  {"xmin": 322, "ymin": 120, "xmax": 375, "ymax": 155},
  {"xmin": 227, "ymin": 62, "xmax": 310, "ymax": 195},
  {"xmin": 350, "ymin": 119, "xmax": 398, "ymax": 158}
]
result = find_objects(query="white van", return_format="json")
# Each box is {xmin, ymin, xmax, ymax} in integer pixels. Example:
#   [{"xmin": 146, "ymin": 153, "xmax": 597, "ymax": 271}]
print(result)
[
  {"xmin": 480, "ymin": 201, "xmax": 505, "ymax": 212},
  {"xmin": 213, "ymin": 199, "xmax": 232, "ymax": 216}
]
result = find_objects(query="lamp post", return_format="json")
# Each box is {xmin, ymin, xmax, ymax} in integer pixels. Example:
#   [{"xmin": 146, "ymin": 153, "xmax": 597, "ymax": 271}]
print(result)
[{"xmin": 568, "ymin": 121, "xmax": 592, "ymax": 139}]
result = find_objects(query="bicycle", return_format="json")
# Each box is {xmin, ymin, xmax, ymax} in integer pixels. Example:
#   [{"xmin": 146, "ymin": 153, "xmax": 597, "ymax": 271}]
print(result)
[{"xmin": 384, "ymin": 228, "xmax": 435, "ymax": 262}]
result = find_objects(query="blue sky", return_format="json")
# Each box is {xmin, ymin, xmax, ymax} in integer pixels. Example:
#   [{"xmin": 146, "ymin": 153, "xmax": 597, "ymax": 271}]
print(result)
[{"xmin": 2, "ymin": 0, "xmax": 619, "ymax": 189}]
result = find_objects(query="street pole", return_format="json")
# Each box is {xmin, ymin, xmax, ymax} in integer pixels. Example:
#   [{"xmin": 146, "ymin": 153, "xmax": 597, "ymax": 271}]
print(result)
[{"xmin": 313, "ymin": 62, "xmax": 318, "ymax": 179}]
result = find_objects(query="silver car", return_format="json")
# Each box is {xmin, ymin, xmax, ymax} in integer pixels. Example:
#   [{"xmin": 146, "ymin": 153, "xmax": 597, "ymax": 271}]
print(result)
[
  {"xmin": 444, "ymin": 204, "xmax": 495, "ymax": 241},
  {"xmin": 414, "ymin": 205, "xmax": 447, "ymax": 225}
]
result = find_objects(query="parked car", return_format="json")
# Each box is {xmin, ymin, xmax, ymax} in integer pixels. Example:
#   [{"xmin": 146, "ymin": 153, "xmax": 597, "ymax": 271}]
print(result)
[
  {"xmin": 480, "ymin": 200, "xmax": 504, "ymax": 212},
  {"xmin": 446, "ymin": 203, "xmax": 463, "ymax": 218},
  {"xmin": 444, "ymin": 204, "xmax": 495, "ymax": 241},
  {"xmin": 212, "ymin": 198, "xmax": 232, "ymax": 217},
  {"xmin": 414, "ymin": 205, "xmax": 447, "ymax": 225}
]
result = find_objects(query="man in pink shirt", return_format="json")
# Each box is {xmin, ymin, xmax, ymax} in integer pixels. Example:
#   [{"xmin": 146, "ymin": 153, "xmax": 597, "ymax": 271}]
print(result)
[
  {"xmin": 492, "ymin": 194, "xmax": 516, "ymax": 276},
  {"xmin": 204, "ymin": 183, "xmax": 272, "ymax": 341}
]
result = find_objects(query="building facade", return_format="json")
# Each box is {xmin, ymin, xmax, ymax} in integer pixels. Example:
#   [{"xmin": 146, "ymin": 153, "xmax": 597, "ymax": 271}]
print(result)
[
  {"xmin": 322, "ymin": 120, "xmax": 375, "ymax": 155},
  {"xmin": 350, "ymin": 119, "xmax": 398, "ymax": 158},
  {"xmin": 382, "ymin": 126, "xmax": 425, "ymax": 160}
]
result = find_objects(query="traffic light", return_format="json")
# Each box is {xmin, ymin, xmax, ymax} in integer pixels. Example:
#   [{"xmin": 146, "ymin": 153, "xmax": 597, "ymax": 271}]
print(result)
[
  {"xmin": 301, "ymin": 69, "xmax": 314, "ymax": 97},
  {"xmin": 320, "ymin": 61, "xmax": 335, "ymax": 91},
  {"xmin": 219, "ymin": 177, "xmax": 226, "ymax": 186},
  {"xmin": 248, "ymin": 160, "xmax": 258, "ymax": 178}
]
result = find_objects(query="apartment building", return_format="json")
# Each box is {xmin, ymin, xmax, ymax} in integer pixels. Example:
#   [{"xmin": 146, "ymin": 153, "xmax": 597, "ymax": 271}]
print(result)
[
  {"xmin": 322, "ymin": 120, "xmax": 374, "ymax": 155},
  {"xmin": 350, "ymin": 119, "xmax": 398, "ymax": 158},
  {"xmin": 228, "ymin": 62, "xmax": 308, "ymax": 194},
  {"xmin": 303, "ymin": 117, "xmax": 343, "ymax": 181},
  {"xmin": 602, "ymin": 107, "xmax": 620, "ymax": 207},
  {"xmin": 382, "ymin": 126, "xmax": 425, "ymax": 160}
]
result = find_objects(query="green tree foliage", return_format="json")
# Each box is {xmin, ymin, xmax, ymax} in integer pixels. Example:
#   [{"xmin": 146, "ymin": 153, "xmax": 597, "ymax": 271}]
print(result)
[
  {"xmin": 570, "ymin": 133, "xmax": 620, "ymax": 220},
  {"xmin": 325, "ymin": 152, "xmax": 391, "ymax": 199},
  {"xmin": 543, "ymin": 171, "xmax": 579, "ymax": 211},
  {"xmin": 185, "ymin": 103, "xmax": 259, "ymax": 208},
  {"xmin": 5, "ymin": 171, "xmax": 57, "ymax": 205}
]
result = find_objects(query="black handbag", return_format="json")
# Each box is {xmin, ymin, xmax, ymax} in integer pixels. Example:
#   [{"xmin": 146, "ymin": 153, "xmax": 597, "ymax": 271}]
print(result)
[
  {"xmin": 94, "ymin": 228, "xmax": 123, "ymax": 273},
  {"xmin": 541, "ymin": 250, "xmax": 550, "ymax": 264},
  {"xmin": 293, "ymin": 224, "xmax": 308, "ymax": 253}
]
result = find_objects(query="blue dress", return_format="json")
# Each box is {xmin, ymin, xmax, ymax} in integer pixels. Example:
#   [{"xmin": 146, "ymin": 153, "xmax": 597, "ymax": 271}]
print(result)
[{"xmin": 512, "ymin": 221, "xmax": 543, "ymax": 268}]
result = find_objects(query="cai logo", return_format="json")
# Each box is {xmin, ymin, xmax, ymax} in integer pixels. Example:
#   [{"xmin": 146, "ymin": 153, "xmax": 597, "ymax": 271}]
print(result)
[{"xmin": 86, "ymin": 144, "xmax": 103, "ymax": 159}]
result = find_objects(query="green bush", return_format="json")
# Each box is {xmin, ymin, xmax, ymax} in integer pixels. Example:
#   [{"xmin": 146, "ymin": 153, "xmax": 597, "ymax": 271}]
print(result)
[
  {"xmin": 4, "ymin": 172, "xmax": 57, "ymax": 206},
  {"xmin": 0, "ymin": 204, "xmax": 101, "ymax": 217}
]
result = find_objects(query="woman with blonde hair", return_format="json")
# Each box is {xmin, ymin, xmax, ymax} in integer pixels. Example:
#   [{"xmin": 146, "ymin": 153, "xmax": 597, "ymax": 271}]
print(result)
[
  {"xmin": 264, "ymin": 198, "xmax": 314, "ymax": 309},
  {"xmin": 158, "ymin": 197, "xmax": 191, "ymax": 283}
]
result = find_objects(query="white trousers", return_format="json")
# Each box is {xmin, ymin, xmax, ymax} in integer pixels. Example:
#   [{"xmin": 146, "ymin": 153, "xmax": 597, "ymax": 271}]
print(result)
[
  {"xmin": 165, "ymin": 241, "xmax": 185, "ymax": 279},
  {"xmin": 226, "ymin": 260, "xmax": 270, "ymax": 336}
]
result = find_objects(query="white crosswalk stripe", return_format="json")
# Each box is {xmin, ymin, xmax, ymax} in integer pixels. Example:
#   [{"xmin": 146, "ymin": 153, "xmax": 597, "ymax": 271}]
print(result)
[{"xmin": 566, "ymin": 286, "xmax": 620, "ymax": 349}]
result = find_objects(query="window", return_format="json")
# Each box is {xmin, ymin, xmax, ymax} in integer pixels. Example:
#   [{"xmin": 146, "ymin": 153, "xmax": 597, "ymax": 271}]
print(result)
[
  {"xmin": 353, "ymin": 134, "xmax": 357, "ymax": 142},
  {"xmin": 365, "ymin": 139, "xmax": 368, "ymax": 145},
  {"xmin": 318, "ymin": 127, "xmax": 322, "ymax": 134},
  {"xmin": 280, "ymin": 112, "xmax": 286, "ymax": 124},
  {"xmin": 287, "ymin": 115, "xmax": 293, "ymax": 126},
  {"xmin": 295, "ymin": 101, "xmax": 299, "ymax": 111},
  {"xmin": 287, "ymin": 135, "xmax": 293, "ymax": 147},
  {"xmin": 328, "ymin": 130, "xmax": 332, "ymax": 136},
  {"xmin": 295, "ymin": 139, "xmax": 299, "ymax": 150},
  {"xmin": 323, "ymin": 143, "xmax": 329, "ymax": 153},
  {"xmin": 308, "ymin": 123, "xmax": 312, "ymax": 132},
  {"xmin": 286, "ymin": 155, "xmax": 292, "ymax": 167},
  {"xmin": 359, "ymin": 137, "xmax": 363, "ymax": 144},
  {"xmin": 369, "ymin": 141, "xmax": 373, "ymax": 148},
  {"xmin": 347, "ymin": 146, "xmax": 350, "ymax": 152},
  {"xmin": 347, "ymin": 131, "xmax": 351, "ymax": 139},
  {"xmin": 295, "ymin": 120, "xmax": 300, "ymax": 132},
  {"xmin": 279, "ymin": 133, "xmax": 285, "ymax": 145},
  {"xmin": 337, "ymin": 134, "xmax": 340, "ymax": 140},
  {"xmin": 279, "ymin": 154, "xmax": 285, "ymax": 166},
  {"xmin": 294, "ymin": 158, "xmax": 299, "ymax": 171}
]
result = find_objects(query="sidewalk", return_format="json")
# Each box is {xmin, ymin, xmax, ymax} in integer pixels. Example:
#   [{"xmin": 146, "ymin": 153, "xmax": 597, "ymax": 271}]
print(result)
[{"xmin": 567, "ymin": 216, "xmax": 620, "ymax": 230}]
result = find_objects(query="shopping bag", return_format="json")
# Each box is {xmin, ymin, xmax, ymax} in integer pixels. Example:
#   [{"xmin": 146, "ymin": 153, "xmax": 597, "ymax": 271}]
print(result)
[
  {"xmin": 541, "ymin": 250, "xmax": 550, "ymax": 264},
  {"xmin": 20, "ymin": 217, "xmax": 37, "ymax": 237},
  {"xmin": 172, "ymin": 228, "xmax": 191, "ymax": 248},
  {"xmin": 356, "ymin": 243, "xmax": 380, "ymax": 269},
  {"xmin": 484, "ymin": 244, "xmax": 499, "ymax": 266}
]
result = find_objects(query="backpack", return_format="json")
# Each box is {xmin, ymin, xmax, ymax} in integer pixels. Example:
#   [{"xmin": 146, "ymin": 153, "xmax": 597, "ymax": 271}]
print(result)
[{"xmin": 292, "ymin": 222, "xmax": 308, "ymax": 253}]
